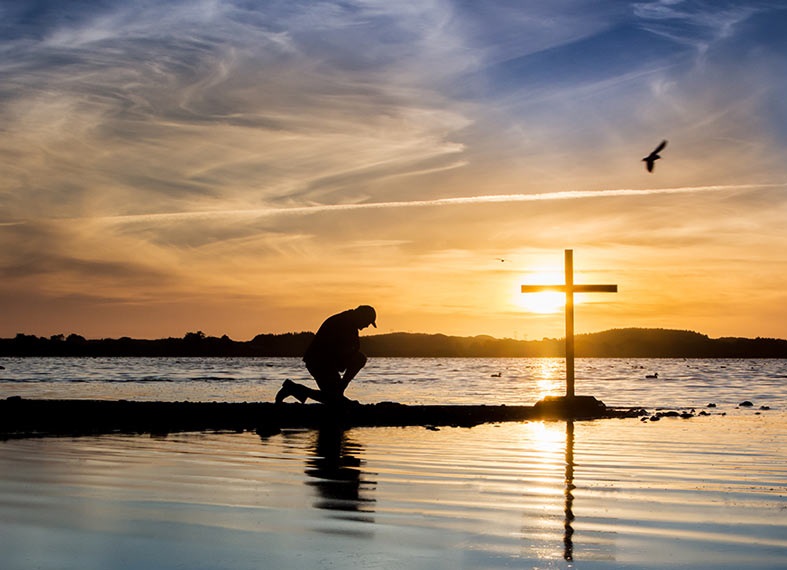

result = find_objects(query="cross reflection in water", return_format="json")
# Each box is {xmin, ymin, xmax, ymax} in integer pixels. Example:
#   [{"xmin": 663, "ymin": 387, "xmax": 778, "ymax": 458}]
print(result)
[{"xmin": 564, "ymin": 420, "xmax": 575, "ymax": 561}]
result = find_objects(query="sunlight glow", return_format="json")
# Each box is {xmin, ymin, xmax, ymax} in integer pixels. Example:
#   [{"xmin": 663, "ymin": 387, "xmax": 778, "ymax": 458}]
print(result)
[
  {"xmin": 516, "ymin": 270, "xmax": 565, "ymax": 314},
  {"xmin": 520, "ymin": 291, "xmax": 565, "ymax": 314}
]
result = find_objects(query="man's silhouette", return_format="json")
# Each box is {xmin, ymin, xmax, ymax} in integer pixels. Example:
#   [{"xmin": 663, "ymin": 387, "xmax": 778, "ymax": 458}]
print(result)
[{"xmin": 275, "ymin": 305, "xmax": 376, "ymax": 405}]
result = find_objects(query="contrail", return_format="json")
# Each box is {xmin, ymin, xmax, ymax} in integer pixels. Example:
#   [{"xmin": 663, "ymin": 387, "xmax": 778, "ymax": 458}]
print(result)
[{"xmin": 97, "ymin": 183, "xmax": 785, "ymax": 224}]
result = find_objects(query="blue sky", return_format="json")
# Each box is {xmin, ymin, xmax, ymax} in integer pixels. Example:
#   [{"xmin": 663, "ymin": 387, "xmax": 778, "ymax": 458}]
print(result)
[{"xmin": 1, "ymin": 0, "xmax": 786, "ymax": 340}]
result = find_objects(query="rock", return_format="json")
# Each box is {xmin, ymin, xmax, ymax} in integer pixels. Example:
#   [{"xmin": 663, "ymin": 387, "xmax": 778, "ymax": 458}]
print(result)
[
  {"xmin": 698, "ymin": 411, "xmax": 710, "ymax": 416},
  {"xmin": 707, "ymin": 403, "xmax": 716, "ymax": 408},
  {"xmin": 739, "ymin": 401, "xmax": 754, "ymax": 407},
  {"xmin": 759, "ymin": 405, "xmax": 771, "ymax": 411},
  {"xmin": 680, "ymin": 412, "xmax": 694, "ymax": 419},
  {"xmin": 649, "ymin": 415, "xmax": 661, "ymax": 422}
]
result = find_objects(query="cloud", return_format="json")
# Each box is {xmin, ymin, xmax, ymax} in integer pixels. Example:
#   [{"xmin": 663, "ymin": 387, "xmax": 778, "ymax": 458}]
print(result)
[
  {"xmin": 633, "ymin": 0, "xmax": 761, "ymax": 49},
  {"xmin": 2, "ymin": 1, "xmax": 787, "ymax": 339},
  {"xmin": 80, "ymin": 182, "xmax": 785, "ymax": 226},
  {"xmin": 0, "ymin": 219, "xmax": 175, "ymax": 305},
  {"xmin": 0, "ymin": 0, "xmax": 481, "ymax": 226}
]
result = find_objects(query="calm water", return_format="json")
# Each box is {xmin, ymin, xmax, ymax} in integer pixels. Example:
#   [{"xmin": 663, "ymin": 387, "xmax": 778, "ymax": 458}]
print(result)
[
  {"xmin": 1, "ymin": 358, "xmax": 786, "ymax": 569},
  {"xmin": 2, "ymin": 356, "xmax": 786, "ymax": 409}
]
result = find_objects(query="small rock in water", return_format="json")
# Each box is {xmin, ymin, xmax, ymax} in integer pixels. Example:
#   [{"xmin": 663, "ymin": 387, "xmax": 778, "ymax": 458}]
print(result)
[
  {"xmin": 699, "ymin": 411, "xmax": 710, "ymax": 416},
  {"xmin": 649, "ymin": 415, "xmax": 661, "ymax": 422},
  {"xmin": 680, "ymin": 412, "xmax": 694, "ymax": 419},
  {"xmin": 707, "ymin": 403, "xmax": 717, "ymax": 408},
  {"xmin": 759, "ymin": 405, "xmax": 771, "ymax": 411},
  {"xmin": 739, "ymin": 401, "xmax": 754, "ymax": 407}
]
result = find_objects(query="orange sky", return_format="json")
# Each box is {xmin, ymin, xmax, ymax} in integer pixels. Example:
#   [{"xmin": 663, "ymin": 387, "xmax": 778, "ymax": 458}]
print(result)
[{"xmin": 2, "ymin": 1, "xmax": 786, "ymax": 341}]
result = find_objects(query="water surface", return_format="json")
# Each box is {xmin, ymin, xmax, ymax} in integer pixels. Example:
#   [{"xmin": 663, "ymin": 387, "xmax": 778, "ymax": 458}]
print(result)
[
  {"xmin": 1, "ymin": 358, "xmax": 785, "ymax": 569},
  {"xmin": 1, "ymin": 357, "xmax": 784, "ymax": 409}
]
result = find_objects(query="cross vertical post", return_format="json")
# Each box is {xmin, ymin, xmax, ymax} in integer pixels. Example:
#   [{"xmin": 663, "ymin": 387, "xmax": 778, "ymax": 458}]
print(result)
[
  {"xmin": 521, "ymin": 249, "xmax": 617, "ymax": 400},
  {"xmin": 564, "ymin": 249, "xmax": 575, "ymax": 397}
]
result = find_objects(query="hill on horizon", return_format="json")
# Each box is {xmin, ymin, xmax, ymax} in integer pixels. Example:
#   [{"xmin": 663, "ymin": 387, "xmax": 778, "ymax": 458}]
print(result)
[{"xmin": 1, "ymin": 328, "xmax": 786, "ymax": 358}]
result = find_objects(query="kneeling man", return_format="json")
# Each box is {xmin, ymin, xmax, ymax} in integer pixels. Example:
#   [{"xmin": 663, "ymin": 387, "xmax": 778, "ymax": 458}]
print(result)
[{"xmin": 275, "ymin": 305, "xmax": 376, "ymax": 405}]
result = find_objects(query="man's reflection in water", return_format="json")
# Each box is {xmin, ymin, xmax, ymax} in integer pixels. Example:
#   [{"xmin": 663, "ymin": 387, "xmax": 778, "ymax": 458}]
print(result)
[
  {"xmin": 305, "ymin": 425, "xmax": 376, "ymax": 524},
  {"xmin": 564, "ymin": 420, "xmax": 575, "ymax": 561}
]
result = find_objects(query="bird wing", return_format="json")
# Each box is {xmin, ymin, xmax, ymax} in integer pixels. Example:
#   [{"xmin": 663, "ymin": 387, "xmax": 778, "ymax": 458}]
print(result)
[
  {"xmin": 646, "ymin": 160, "xmax": 654, "ymax": 172},
  {"xmin": 653, "ymin": 139, "xmax": 667, "ymax": 153}
]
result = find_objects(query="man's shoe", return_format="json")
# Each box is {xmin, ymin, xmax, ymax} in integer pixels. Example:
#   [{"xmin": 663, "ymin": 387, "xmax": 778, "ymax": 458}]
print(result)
[{"xmin": 275, "ymin": 379, "xmax": 307, "ymax": 404}]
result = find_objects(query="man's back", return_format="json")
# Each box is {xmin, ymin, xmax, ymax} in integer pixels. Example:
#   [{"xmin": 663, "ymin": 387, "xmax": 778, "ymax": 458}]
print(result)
[{"xmin": 303, "ymin": 309, "xmax": 359, "ymax": 369}]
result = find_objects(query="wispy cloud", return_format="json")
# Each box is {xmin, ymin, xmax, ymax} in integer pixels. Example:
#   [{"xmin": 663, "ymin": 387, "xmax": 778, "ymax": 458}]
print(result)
[
  {"xmin": 85, "ymin": 182, "xmax": 786, "ymax": 226},
  {"xmin": 633, "ymin": 0, "xmax": 761, "ymax": 48}
]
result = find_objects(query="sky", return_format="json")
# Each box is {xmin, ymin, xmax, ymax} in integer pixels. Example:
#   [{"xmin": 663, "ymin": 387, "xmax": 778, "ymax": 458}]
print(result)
[{"xmin": 1, "ymin": 0, "xmax": 787, "ymax": 341}]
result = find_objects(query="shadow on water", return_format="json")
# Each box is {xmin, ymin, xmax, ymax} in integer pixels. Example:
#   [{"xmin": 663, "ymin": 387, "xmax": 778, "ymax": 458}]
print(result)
[{"xmin": 304, "ymin": 425, "xmax": 377, "ymax": 527}]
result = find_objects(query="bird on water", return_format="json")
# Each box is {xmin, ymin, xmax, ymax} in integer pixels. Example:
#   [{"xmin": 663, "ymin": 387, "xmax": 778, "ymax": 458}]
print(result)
[{"xmin": 642, "ymin": 140, "xmax": 667, "ymax": 172}]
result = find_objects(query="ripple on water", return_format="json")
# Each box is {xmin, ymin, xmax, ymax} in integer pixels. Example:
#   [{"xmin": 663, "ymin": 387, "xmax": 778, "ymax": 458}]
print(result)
[{"xmin": 0, "ymin": 413, "xmax": 786, "ymax": 569}]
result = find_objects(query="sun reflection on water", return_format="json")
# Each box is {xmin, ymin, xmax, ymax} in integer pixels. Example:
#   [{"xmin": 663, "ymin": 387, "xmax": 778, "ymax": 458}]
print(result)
[
  {"xmin": 534, "ymin": 359, "xmax": 564, "ymax": 400},
  {"xmin": 527, "ymin": 422, "xmax": 566, "ymax": 460}
]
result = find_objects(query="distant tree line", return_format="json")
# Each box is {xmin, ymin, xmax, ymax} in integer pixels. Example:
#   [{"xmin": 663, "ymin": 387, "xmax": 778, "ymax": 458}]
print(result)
[
  {"xmin": 1, "ymin": 331, "xmax": 314, "ymax": 357},
  {"xmin": 1, "ymin": 328, "xmax": 786, "ymax": 358}
]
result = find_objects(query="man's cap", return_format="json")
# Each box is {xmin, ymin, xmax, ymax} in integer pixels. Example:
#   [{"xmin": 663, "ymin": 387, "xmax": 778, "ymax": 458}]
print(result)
[{"xmin": 356, "ymin": 305, "xmax": 377, "ymax": 327}]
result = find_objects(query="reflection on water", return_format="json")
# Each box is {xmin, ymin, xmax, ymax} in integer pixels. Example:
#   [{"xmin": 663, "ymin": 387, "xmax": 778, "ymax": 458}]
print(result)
[
  {"xmin": 303, "ymin": 426, "xmax": 376, "ymax": 526},
  {"xmin": 564, "ymin": 421, "xmax": 575, "ymax": 562},
  {"xmin": 534, "ymin": 358, "xmax": 565, "ymax": 401},
  {"xmin": 0, "ymin": 415, "xmax": 786, "ymax": 569}
]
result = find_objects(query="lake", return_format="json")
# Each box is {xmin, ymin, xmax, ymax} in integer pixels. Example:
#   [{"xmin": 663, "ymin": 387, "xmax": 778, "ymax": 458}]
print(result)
[{"xmin": 1, "ymin": 357, "xmax": 785, "ymax": 569}]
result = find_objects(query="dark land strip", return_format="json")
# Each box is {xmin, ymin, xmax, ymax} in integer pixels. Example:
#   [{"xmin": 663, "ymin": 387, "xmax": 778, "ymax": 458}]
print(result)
[{"xmin": 1, "ymin": 396, "xmax": 647, "ymax": 439}]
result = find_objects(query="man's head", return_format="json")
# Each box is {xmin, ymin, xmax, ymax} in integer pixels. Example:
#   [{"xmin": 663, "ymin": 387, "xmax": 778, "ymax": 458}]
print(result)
[{"xmin": 354, "ymin": 305, "xmax": 377, "ymax": 329}]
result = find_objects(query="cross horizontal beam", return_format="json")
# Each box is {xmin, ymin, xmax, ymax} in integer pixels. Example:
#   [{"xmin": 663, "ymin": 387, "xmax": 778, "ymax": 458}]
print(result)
[{"xmin": 521, "ymin": 285, "xmax": 618, "ymax": 293}]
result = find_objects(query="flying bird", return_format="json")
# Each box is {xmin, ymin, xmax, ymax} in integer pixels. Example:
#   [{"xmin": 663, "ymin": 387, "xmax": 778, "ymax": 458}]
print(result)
[{"xmin": 642, "ymin": 140, "xmax": 667, "ymax": 172}]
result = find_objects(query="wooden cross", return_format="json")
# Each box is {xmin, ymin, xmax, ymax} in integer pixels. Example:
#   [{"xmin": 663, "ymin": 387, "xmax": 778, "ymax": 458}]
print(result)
[{"xmin": 521, "ymin": 250, "xmax": 617, "ymax": 398}]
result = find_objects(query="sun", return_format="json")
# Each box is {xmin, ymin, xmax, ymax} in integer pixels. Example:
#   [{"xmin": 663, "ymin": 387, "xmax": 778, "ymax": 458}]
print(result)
[
  {"xmin": 518, "ymin": 290, "xmax": 565, "ymax": 314},
  {"xmin": 515, "ymin": 270, "xmax": 566, "ymax": 314}
]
